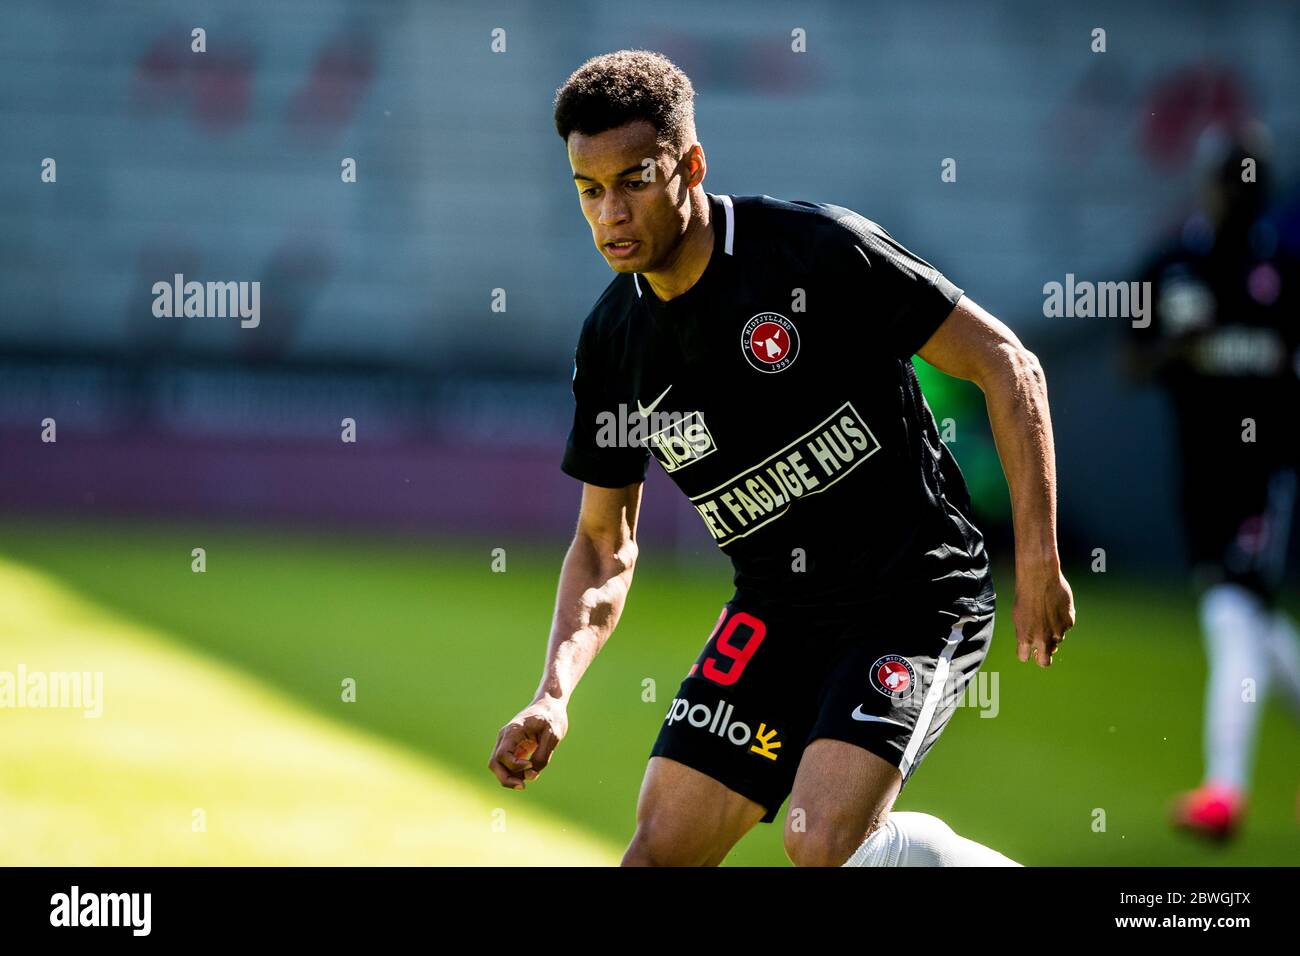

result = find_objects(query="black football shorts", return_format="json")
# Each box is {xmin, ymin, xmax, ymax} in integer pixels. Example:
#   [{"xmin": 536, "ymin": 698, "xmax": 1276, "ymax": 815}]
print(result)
[
  {"xmin": 649, "ymin": 594, "xmax": 995, "ymax": 824},
  {"xmin": 1180, "ymin": 462, "xmax": 1297, "ymax": 603}
]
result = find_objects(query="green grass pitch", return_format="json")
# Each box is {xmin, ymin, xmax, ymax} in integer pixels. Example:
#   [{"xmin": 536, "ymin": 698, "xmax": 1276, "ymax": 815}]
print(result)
[{"xmin": 0, "ymin": 518, "xmax": 1296, "ymax": 865}]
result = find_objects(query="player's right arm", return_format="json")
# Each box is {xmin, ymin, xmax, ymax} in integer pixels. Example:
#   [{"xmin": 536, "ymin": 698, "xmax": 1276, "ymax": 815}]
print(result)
[{"xmin": 488, "ymin": 480, "xmax": 643, "ymax": 791}]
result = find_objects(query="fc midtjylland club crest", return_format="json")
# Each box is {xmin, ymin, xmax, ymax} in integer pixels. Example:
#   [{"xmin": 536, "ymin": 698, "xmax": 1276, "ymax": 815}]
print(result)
[
  {"xmin": 869, "ymin": 655, "xmax": 916, "ymax": 700},
  {"xmin": 742, "ymin": 312, "xmax": 800, "ymax": 373}
]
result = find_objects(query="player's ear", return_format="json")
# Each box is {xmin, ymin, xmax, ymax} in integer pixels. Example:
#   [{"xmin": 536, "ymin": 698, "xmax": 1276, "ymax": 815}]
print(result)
[{"xmin": 684, "ymin": 144, "xmax": 706, "ymax": 187}]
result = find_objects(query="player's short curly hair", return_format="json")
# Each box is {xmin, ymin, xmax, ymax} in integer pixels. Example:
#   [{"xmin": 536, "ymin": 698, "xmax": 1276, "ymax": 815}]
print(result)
[{"xmin": 553, "ymin": 50, "xmax": 697, "ymax": 152}]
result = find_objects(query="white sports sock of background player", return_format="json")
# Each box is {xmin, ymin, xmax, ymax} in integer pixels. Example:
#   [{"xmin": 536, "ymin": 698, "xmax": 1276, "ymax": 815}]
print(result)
[
  {"xmin": 841, "ymin": 811, "xmax": 1022, "ymax": 866},
  {"xmin": 1200, "ymin": 583, "xmax": 1273, "ymax": 792},
  {"xmin": 1264, "ymin": 609, "xmax": 1300, "ymax": 720}
]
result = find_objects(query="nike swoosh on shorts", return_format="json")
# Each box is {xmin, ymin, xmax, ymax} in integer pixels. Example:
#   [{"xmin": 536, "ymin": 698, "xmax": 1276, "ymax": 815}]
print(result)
[{"xmin": 850, "ymin": 706, "xmax": 908, "ymax": 728}]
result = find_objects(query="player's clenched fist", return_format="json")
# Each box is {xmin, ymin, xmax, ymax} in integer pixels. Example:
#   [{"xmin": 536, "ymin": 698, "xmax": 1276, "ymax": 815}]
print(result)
[{"xmin": 488, "ymin": 698, "xmax": 569, "ymax": 790}]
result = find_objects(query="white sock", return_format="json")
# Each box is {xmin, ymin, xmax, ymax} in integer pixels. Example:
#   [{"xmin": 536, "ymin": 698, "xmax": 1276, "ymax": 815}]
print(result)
[
  {"xmin": 1265, "ymin": 610, "xmax": 1300, "ymax": 720},
  {"xmin": 1200, "ymin": 583, "xmax": 1272, "ymax": 792},
  {"xmin": 841, "ymin": 811, "xmax": 1021, "ymax": 867}
]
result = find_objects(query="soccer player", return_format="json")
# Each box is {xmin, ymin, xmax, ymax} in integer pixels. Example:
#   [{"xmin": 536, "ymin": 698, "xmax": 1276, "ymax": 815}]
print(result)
[
  {"xmin": 1129, "ymin": 125, "xmax": 1300, "ymax": 841},
  {"xmin": 488, "ymin": 50, "xmax": 1075, "ymax": 866}
]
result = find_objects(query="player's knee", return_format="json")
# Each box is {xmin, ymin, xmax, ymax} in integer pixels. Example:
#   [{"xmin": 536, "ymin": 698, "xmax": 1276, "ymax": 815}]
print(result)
[
  {"xmin": 784, "ymin": 820, "xmax": 869, "ymax": 867},
  {"xmin": 621, "ymin": 821, "xmax": 710, "ymax": 867}
]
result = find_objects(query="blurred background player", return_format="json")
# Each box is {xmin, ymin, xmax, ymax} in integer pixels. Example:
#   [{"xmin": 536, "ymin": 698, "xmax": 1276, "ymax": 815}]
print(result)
[{"xmin": 1129, "ymin": 122, "xmax": 1300, "ymax": 840}]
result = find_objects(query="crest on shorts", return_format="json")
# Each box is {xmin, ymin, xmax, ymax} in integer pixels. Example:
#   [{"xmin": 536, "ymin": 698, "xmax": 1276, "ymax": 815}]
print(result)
[
  {"xmin": 869, "ymin": 654, "xmax": 916, "ymax": 700},
  {"xmin": 742, "ymin": 312, "xmax": 800, "ymax": 373}
]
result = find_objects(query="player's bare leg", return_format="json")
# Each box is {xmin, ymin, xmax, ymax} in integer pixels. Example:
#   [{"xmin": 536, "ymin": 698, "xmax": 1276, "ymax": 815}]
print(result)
[
  {"xmin": 787, "ymin": 738, "xmax": 1021, "ymax": 866},
  {"xmin": 621, "ymin": 756, "xmax": 766, "ymax": 866},
  {"xmin": 784, "ymin": 739, "xmax": 901, "ymax": 867}
]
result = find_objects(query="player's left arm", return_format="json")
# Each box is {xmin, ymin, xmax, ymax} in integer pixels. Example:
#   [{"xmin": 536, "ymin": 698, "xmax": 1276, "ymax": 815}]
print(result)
[{"xmin": 916, "ymin": 294, "xmax": 1076, "ymax": 668}]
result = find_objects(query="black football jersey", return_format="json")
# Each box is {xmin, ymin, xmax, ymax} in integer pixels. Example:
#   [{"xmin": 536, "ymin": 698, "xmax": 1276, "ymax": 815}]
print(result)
[
  {"xmin": 562, "ymin": 193, "xmax": 994, "ymax": 618},
  {"xmin": 1133, "ymin": 215, "xmax": 1300, "ymax": 469}
]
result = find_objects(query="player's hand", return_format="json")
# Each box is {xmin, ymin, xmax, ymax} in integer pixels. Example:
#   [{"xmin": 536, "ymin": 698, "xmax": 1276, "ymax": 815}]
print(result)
[
  {"xmin": 488, "ymin": 697, "xmax": 569, "ymax": 791},
  {"xmin": 1012, "ymin": 565, "xmax": 1075, "ymax": 669}
]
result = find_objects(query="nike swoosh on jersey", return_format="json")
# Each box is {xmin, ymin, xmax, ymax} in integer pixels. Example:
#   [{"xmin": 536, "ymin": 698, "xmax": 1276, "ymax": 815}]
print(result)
[
  {"xmin": 850, "ymin": 706, "xmax": 908, "ymax": 728},
  {"xmin": 636, "ymin": 384, "xmax": 673, "ymax": 417}
]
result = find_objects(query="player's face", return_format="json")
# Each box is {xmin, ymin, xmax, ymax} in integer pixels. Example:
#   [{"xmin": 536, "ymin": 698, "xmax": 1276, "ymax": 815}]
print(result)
[{"xmin": 568, "ymin": 120, "xmax": 695, "ymax": 274}]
